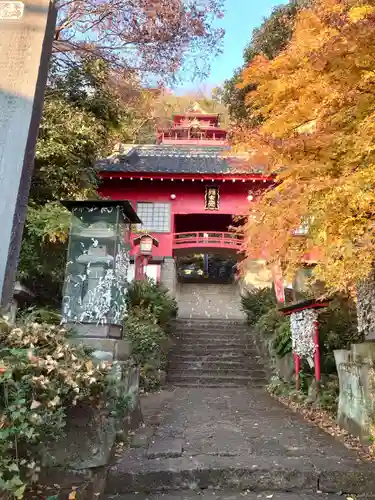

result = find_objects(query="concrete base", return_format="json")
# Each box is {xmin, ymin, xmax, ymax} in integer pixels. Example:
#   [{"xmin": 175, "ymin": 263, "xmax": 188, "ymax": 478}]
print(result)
[
  {"xmin": 69, "ymin": 322, "xmax": 122, "ymax": 338},
  {"xmin": 43, "ymin": 365, "xmax": 142, "ymax": 470},
  {"xmin": 67, "ymin": 337, "xmax": 132, "ymax": 362}
]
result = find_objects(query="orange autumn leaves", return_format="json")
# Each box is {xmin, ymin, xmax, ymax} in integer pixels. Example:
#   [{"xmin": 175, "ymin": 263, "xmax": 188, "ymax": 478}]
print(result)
[{"xmin": 234, "ymin": 0, "xmax": 375, "ymax": 294}]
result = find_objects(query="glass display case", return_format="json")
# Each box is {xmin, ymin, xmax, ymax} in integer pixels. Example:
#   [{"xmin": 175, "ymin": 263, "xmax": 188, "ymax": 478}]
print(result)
[{"xmin": 61, "ymin": 201, "xmax": 140, "ymax": 335}]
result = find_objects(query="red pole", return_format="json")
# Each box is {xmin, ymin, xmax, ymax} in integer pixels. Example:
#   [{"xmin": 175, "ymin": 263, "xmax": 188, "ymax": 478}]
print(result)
[
  {"xmin": 314, "ymin": 319, "xmax": 321, "ymax": 388},
  {"xmin": 294, "ymin": 352, "xmax": 301, "ymax": 390},
  {"xmin": 135, "ymin": 254, "xmax": 147, "ymax": 281}
]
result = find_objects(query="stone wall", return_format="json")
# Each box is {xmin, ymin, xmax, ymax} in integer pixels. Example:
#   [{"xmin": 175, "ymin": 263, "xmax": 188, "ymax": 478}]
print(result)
[{"xmin": 334, "ymin": 342, "xmax": 375, "ymax": 441}]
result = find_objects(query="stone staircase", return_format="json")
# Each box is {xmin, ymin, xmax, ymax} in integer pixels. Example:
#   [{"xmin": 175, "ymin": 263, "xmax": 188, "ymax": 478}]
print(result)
[{"xmin": 167, "ymin": 318, "xmax": 267, "ymax": 387}]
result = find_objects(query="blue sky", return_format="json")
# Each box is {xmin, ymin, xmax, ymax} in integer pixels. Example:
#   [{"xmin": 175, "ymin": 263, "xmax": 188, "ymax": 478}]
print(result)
[{"xmin": 175, "ymin": 0, "xmax": 282, "ymax": 92}]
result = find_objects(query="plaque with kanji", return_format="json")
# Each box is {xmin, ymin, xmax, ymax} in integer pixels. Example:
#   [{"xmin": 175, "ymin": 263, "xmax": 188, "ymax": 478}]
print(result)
[
  {"xmin": 205, "ymin": 186, "xmax": 219, "ymax": 210},
  {"xmin": 0, "ymin": 1, "xmax": 24, "ymax": 19}
]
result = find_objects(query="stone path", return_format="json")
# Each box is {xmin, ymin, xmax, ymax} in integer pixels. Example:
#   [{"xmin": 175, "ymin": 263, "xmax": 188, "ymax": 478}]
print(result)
[
  {"xmin": 105, "ymin": 387, "xmax": 375, "ymax": 498},
  {"xmin": 107, "ymin": 492, "xmax": 357, "ymax": 500},
  {"xmin": 176, "ymin": 283, "xmax": 245, "ymax": 320}
]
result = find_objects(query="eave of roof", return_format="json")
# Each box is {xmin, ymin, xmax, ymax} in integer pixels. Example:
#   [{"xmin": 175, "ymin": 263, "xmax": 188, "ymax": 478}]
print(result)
[{"xmin": 97, "ymin": 144, "xmax": 268, "ymax": 177}]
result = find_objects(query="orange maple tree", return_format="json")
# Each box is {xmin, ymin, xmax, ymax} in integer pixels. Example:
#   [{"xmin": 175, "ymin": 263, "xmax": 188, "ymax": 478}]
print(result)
[{"xmin": 233, "ymin": 0, "xmax": 375, "ymax": 295}]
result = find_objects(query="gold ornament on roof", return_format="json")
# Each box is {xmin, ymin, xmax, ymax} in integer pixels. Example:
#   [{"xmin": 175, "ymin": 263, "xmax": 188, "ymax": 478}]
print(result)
[
  {"xmin": 190, "ymin": 118, "xmax": 201, "ymax": 128},
  {"xmin": 189, "ymin": 102, "xmax": 207, "ymax": 114}
]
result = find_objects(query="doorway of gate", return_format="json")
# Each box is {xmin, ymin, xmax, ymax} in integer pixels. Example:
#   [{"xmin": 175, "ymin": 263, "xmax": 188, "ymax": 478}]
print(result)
[{"xmin": 176, "ymin": 253, "xmax": 238, "ymax": 284}]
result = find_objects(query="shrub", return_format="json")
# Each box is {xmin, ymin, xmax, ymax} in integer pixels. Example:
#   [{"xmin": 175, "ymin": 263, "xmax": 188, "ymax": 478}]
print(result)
[
  {"xmin": 272, "ymin": 319, "xmax": 292, "ymax": 358},
  {"xmin": 17, "ymin": 306, "xmax": 61, "ymax": 325},
  {"xmin": 127, "ymin": 279, "xmax": 177, "ymax": 327},
  {"xmin": 318, "ymin": 295, "xmax": 362, "ymax": 374},
  {"xmin": 125, "ymin": 309, "xmax": 167, "ymax": 365},
  {"xmin": 256, "ymin": 308, "xmax": 285, "ymax": 337},
  {"xmin": 241, "ymin": 287, "xmax": 276, "ymax": 324},
  {"xmin": 124, "ymin": 310, "xmax": 168, "ymax": 391},
  {"xmin": 125, "ymin": 280, "xmax": 177, "ymax": 391},
  {"xmin": 319, "ymin": 295, "xmax": 361, "ymax": 351},
  {"xmin": 0, "ymin": 319, "xmax": 125, "ymax": 499}
]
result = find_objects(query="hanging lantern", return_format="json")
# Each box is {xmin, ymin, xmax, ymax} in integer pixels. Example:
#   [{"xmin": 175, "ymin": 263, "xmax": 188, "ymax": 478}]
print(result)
[{"xmin": 134, "ymin": 233, "xmax": 159, "ymax": 257}]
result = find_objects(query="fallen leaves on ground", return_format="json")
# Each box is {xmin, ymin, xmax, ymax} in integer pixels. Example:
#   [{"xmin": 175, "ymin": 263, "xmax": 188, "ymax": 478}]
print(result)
[{"xmin": 270, "ymin": 391, "xmax": 375, "ymax": 462}]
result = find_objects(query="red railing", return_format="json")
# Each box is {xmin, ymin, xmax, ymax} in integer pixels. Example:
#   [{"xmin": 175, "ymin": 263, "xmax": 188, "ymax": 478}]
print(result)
[{"xmin": 173, "ymin": 231, "xmax": 243, "ymax": 250}]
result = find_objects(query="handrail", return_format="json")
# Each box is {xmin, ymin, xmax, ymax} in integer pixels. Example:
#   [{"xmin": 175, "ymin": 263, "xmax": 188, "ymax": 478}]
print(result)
[{"xmin": 173, "ymin": 231, "xmax": 243, "ymax": 249}]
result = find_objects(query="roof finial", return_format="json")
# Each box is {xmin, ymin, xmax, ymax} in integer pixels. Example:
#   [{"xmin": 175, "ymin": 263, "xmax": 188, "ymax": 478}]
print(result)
[{"xmin": 189, "ymin": 101, "xmax": 206, "ymax": 114}]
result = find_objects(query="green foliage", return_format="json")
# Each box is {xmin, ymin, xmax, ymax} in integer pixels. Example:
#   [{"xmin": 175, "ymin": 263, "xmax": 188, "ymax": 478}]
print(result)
[
  {"xmin": 16, "ymin": 307, "xmax": 61, "ymax": 326},
  {"xmin": 127, "ymin": 279, "xmax": 177, "ymax": 328},
  {"xmin": 125, "ymin": 309, "xmax": 168, "ymax": 392},
  {"xmin": 0, "ymin": 319, "xmax": 122, "ymax": 498},
  {"xmin": 125, "ymin": 309, "xmax": 167, "ymax": 365},
  {"xmin": 255, "ymin": 307, "xmax": 284, "ymax": 336},
  {"xmin": 18, "ymin": 59, "xmax": 156, "ymax": 305},
  {"xmin": 271, "ymin": 319, "xmax": 292, "ymax": 358},
  {"xmin": 241, "ymin": 287, "xmax": 276, "ymax": 324},
  {"xmin": 317, "ymin": 376, "xmax": 339, "ymax": 412},
  {"xmin": 319, "ymin": 296, "xmax": 360, "ymax": 352},
  {"xmin": 318, "ymin": 295, "xmax": 362, "ymax": 374},
  {"xmin": 125, "ymin": 279, "xmax": 177, "ymax": 391},
  {"xmin": 268, "ymin": 373, "xmax": 339, "ymax": 413}
]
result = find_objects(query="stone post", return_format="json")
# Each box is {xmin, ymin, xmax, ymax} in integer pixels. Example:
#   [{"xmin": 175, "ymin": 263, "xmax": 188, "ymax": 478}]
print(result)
[
  {"xmin": 356, "ymin": 268, "xmax": 375, "ymax": 339},
  {"xmin": 0, "ymin": 0, "xmax": 57, "ymax": 308},
  {"xmin": 160, "ymin": 257, "xmax": 177, "ymax": 297}
]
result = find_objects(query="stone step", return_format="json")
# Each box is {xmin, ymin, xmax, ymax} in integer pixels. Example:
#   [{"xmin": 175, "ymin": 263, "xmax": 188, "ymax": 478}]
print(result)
[
  {"xmin": 172, "ymin": 320, "xmax": 248, "ymax": 327},
  {"xmin": 173, "ymin": 338, "xmax": 250, "ymax": 345},
  {"xmin": 175, "ymin": 337, "xmax": 248, "ymax": 349},
  {"xmin": 166, "ymin": 374, "xmax": 256, "ymax": 384},
  {"xmin": 173, "ymin": 331, "xmax": 249, "ymax": 338},
  {"xmin": 172, "ymin": 324, "xmax": 250, "ymax": 330},
  {"xmin": 173, "ymin": 325, "xmax": 248, "ymax": 330},
  {"xmin": 171, "ymin": 353, "xmax": 253, "ymax": 360},
  {"xmin": 106, "ymin": 453, "xmax": 375, "ymax": 495},
  {"xmin": 170, "ymin": 351, "xmax": 262, "ymax": 358},
  {"xmin": 168, "ymin": 382, "xmax": 265, "ymax": 388},
  {"xmin": 173, "ymin": 350, "xmax": 252, "ymax": 358},
  {"xmin": 168, "ymin": 360, "xmax": 251, "ymax": 368},
  {"xmin": 104, "ymin": 492, "xmax": 365, "ymax": 500},
  {"xmin": 173, "ymin": 344, "xmax": 249, "ymax": 351},
  {"xmin": 173, "ymin": 330, "xmax": 248, "ymax": 337},
  {"xmin": 168, "ymin": 363, "xmax": 266, "ymax": 379},
  {"xmin": 171, "ymin": 316, "xmax": 247, "ymax": 325},
  {"xmin": 177, "ymin": 315, "xmax": 246, "ymax": 321}
]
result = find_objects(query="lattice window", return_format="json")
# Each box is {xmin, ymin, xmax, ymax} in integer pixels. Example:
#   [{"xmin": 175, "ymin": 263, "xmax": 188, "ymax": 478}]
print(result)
[{"xmin": 136, "ymin": 202, "xmax": 171, "ymax": 232}]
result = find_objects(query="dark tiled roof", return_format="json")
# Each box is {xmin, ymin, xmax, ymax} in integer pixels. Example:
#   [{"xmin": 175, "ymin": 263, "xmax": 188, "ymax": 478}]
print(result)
[{"xmin": 97, "ymin": 144, "xmax": 264, "ymax": 175}]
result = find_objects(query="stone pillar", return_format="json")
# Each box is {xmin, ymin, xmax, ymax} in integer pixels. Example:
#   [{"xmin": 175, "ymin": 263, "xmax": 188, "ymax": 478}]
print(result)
[
  {"xmin": 334, "ymin": 343, "xmax": 375, "ymax": 441},
  {"xmin": 160, "ymin": 257, "xmax": 177, "ymax": 297},
  {"xmin": 0, "ymin": 0, "xmax": 57, "ymax": 308},
  {"xmin": 356, "ymin": 268, "xmax": 375, "ymax": 339}
]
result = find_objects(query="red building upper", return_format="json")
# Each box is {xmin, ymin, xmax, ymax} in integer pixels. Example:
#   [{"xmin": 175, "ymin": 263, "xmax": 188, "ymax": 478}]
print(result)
[
  {"xmin": 97, "ymin": 103, "xmax": 273, "ymax": 261},
  {"xmin": 157, "ymin": 102, "xmax": 228, "ymax": 146}
]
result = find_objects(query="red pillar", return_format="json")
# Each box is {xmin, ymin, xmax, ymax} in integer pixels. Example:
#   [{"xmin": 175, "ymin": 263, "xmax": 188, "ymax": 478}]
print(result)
[
  {"xmin": 135, "ymin": 254, "xmax": 148, "ymax": 281},
  {"xmin": 314, "ymin": 319, "xmax": 321, "ymax": 388},
  {"xmin": 294, "ymin": 353, "xmax": 301, "ymax": 390}
]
